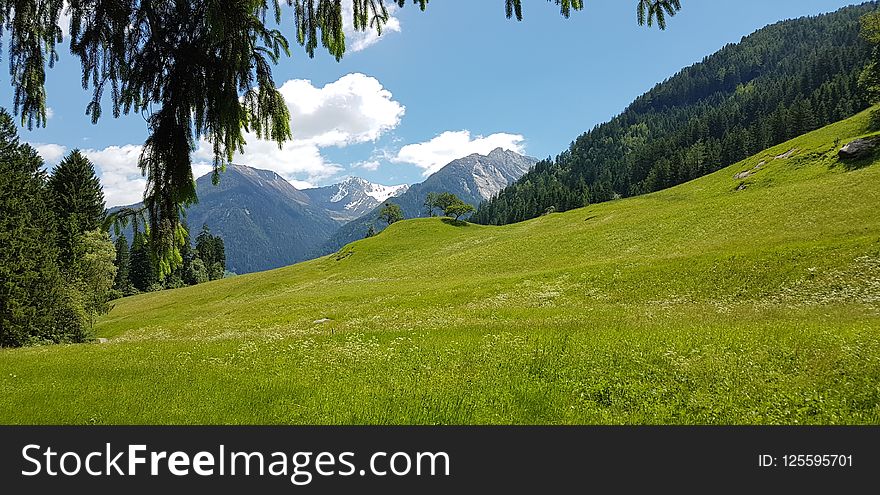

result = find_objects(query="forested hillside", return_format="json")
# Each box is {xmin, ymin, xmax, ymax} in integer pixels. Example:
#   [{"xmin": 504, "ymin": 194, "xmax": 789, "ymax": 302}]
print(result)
[{"xmin": 473, "ymin": 2, "xmax": 876, "ymax": 225}]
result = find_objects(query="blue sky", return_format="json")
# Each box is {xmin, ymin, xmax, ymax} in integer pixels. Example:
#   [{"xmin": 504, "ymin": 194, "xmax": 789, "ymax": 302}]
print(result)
[{"xmin": 1, "ymin": 0, "xmax": 864, "ymax": 206}]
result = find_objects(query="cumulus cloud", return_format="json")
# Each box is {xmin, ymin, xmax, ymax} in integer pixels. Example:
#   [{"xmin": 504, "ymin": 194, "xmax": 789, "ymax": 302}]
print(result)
[
  {"xmin": 33, "ymin": 143, "xmax": 68, "ymax": 165},
  {"xmin": 195, "ymin": 72, "xmax": 404, "ymax": 185},
  {"xmin": 34, "ymin": 141, "xmax": 146, "ymax": 207},
  {"xmin": 393, "ymin": 131, "xmax": 526, "ymax": 176},
  {"xmin": 61, "ymin": 2, "xmax": 72, "ymax": 38},
  {"xmin": 82, "ymin": 145, "xmax": 146, "ymax": 207},
  {"xmin": 280, "ymin": 73, "xmax": 405, "ymax": 146},
  {"xmin": 342, "ymin": 3, "xmax": 402, "ymax": 53}
]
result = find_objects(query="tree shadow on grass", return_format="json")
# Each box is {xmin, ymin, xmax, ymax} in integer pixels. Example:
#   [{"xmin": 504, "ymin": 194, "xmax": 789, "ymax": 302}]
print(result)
[{"xmin": 441, "ymin": 218, "xmax": 471, "ymax": 227}]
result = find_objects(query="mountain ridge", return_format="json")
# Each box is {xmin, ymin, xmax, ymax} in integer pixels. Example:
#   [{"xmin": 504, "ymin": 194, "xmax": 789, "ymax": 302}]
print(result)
[
  {"xmin": 111, "ymin": 151, "xmax": 534, "ymax": 274},
  {"xmin": 323, "ymin": 147, "xmax": 537, "ymax": 251},
  {"xmin": 180, "ymin": 163, "xmax": 341, "ymax": 274},
  {"xmin": 302, "ymin": 176, "xmax": 409, "ymax": 223}
]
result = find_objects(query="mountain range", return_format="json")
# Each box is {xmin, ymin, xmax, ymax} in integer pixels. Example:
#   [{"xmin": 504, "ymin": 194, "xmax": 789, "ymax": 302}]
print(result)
[
  {"xmin": 180, "ymin": 164, "xmax": 340, "ymax": 274},
  {"xmin": 302, "ymin": 177, "xmax": 409, "ymax": 223},
  {"xmin": 324, "ymin": 148, "xmax": 537, "ymax": 251},
  {"xmin": 119, "ymin": 148, "xmax": 535, "ymax": 274}
]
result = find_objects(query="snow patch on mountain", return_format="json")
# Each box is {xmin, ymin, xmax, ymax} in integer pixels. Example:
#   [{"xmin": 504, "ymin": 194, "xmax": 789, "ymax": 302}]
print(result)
[
  {"xmin": 364, "ymin": 182, "xmax": 410, "ymax": 202},
  {"xmin": 303, "ymin": 176, "xmax": 410, "ymax": 223},
  {"xmin": 328, "ymin": 177, "xmax": 408, "ymax": 203}
]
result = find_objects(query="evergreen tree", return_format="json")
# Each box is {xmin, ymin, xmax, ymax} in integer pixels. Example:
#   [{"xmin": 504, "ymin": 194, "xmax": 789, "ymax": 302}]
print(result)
[
  {"xmin": 129, "ymin": 231, "xmax": 157, "ymax": 292},
  {"xmin": 113, "ymin": 235, "xmax": 131, "ymax": 294},
  {"xmin": 163, "ymin": 223, "xmax": 193, "ymax": 288},
  {"xmin": 195, "ymin": 225, "xmax": 226, "ymax": 281},
  {"xmin": 0, "ymin": 109, "xmax": 85, "ymax": 347},
  {"xmin": 186, "ymin": 258, "xmax": 210, "ymax": 285},
  {"xmin": 48, "ymin": 150, "xmax": 105, "ymax": 269},
  {"xmin": 859, "ymin": 9, "xmax": 880, "ymax": 103},
  {"xmin": 176, "ymin": 224, "xmax": 195, "ymax": 286},
  {"xmin": 211, "ymin": 237, "xmax": 227, "ymax": 281}
]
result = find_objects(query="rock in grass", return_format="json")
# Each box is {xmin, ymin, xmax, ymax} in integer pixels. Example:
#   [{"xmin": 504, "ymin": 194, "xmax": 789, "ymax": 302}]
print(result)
[{"xmin": 839, "ymin": 136, "xmax": 880, "ymax": 159}]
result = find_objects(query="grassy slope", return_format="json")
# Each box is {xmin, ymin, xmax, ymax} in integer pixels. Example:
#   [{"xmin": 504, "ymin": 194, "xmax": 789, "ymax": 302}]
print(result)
[{"xmin": 3, "ymin": 109, "xmax": 880, "ymax": 425}]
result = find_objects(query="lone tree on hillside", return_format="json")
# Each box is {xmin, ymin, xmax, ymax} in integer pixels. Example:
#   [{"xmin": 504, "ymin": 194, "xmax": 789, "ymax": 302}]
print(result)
[
  {"xmin": 425, "ymin": 192, "xmax": 462, "ymax": 216},
  {"xmin": 442, "ymin": 195, "xmax": 476, "ymax": 221},
  {"xmin": 0, "ymin": 1, "xmax": 681, "ymax": 276},
  {"xmin": 379, "ymin": 202, "xmax": 404, "ymax": 226}
]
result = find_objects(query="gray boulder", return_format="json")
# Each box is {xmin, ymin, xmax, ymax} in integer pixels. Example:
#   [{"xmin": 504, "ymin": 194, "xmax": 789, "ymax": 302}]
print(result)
[{"xmin": 838, "ymin": 136, "xmax": 880, "ymax": 159}]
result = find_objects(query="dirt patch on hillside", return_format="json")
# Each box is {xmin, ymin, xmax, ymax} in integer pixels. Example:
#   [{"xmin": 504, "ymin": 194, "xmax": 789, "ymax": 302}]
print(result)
[
  {"xmin": 733, "ymin": 160, "xmax": 767, "ymax": 180},
  {"xmin": 775, "ymin": 148, "xmax": 798, "ymax": 159}
]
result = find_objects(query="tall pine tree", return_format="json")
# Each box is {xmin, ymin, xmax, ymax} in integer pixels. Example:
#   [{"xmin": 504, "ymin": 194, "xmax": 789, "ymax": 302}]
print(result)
[
  {"xmin": 48, "ymin": 150, "xmax": 105, "ymax": 269},
  {"xmin": 0, "ymin": 109, "xmax": 86, "ymax": 347},
  {"xmin": 113, "ymin": 235, "xmax": 131, "ymax": 294},
  {"xmin": 129, "ymin": 232, "xmax": 157, "ymax": 292}
]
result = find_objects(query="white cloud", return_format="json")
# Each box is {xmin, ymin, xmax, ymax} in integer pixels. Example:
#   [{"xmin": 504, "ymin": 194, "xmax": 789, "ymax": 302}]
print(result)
[
  {"xmin": 33, "ymin": 143, "xmax": 68, "ymax": 165},
  {"xmin": 82, "ymin": 145, "xmax": 145, "ymax": 207},
  {"xmin": 393, "ymin": 131, "xmax": 526, "ymax": 176},
  {"xmin": 195, "ymin": 73, "xmax": 404, "ymax": 185},
  {"xmin": 33, "ymin": 142, "xmax": 145, "ymax": 206},
  {"xmin": 57, "ymin": 2, "xmax": 71, "ymax": 40},
  {"xmin": 342, "ymin": 3, "xmax": 402, "ymax": 53},
  {"xmin": 353, "ymin": 159, "xmax": 381, "ymax": 171},
  {"xmin": 194, "ymin": 137, "xmax": 344, "ymax": 186},
  {"xmin": 191, "ymin": 162, "xmax": 214, "ymax": 181},
  {"xmin": 289, "ymin": 179, "xmax": 318, "ymax": 190},
  {"xmin": 279, "ymin": 73, "xmax": 405, "ymax": 147},
  {"xmin": 46, "ymin": 107, "xmax": 55, "ymax": 120}
]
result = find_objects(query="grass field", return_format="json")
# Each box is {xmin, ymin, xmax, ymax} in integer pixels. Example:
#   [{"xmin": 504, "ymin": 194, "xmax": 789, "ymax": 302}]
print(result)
[{"xmin": 2, "ymin": 109, "xmax": 880, "ymax": 425}]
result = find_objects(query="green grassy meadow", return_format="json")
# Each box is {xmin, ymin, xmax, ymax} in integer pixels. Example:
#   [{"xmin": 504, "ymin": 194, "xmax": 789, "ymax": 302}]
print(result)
[{"xmin": 2, "ymin": 109, "xmax": 880, "ymax": 424}]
